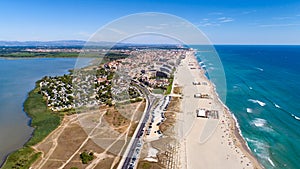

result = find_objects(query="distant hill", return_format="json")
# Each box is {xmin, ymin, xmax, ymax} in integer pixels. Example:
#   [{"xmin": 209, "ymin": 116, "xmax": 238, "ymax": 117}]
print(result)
[
  {"xmin": 0, "ymin": 40, "xmax": 86, "ymax": 47},
  {"xmin": 0, "ymin": 40, "xmax": 186, "ymax": 49}
]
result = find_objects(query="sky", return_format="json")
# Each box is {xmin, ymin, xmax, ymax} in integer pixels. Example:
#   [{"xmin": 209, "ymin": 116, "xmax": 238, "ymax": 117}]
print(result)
[{"xmin": 0, "ymin": 0, "xmax": 300, "ymax": 44}]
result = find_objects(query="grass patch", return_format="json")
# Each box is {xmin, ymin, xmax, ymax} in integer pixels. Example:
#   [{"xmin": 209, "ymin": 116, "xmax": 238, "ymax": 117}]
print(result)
[
  {"xmin": 152, "ymin": 88, "xmax": 164, "ymax": 94},
  {"xmin": 137, "ymin": 161, "xmax": 162, "ymax": 169},
  {"xmin": 24, "ymin": 86, "xmax": 62, "ymax": 146},
  {"xmin": 1, "ymin": 84, "xmax": 62, "ymax": 168},
  {"xmin": 165, "ymin": 77, "xmax": 174, "ymax": 95},
  {"xmin": 1, "ymin": 147, "xmax": 41, "ymax": 169}
]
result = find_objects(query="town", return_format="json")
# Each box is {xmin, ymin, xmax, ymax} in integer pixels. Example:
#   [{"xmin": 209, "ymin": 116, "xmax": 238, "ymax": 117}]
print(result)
[{"xmin": 38, "ymin": 48, "xmax": 190, "ymax": 112}]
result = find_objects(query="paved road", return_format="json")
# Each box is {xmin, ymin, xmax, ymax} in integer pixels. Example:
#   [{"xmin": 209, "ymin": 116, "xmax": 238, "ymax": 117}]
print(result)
[{"xmin": 121, "ymin": 82, "xmax": 158, "ymax": 169}]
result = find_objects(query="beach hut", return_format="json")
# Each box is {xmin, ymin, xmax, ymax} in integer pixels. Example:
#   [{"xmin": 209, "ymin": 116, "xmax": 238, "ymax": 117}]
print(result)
[
  {"xmin": 196, "ymin": 109, "xmax": 207, "ymax": 118},
  {"xmin": 194, "ymin": 93, "xmax": 202, "ymax": 98}
]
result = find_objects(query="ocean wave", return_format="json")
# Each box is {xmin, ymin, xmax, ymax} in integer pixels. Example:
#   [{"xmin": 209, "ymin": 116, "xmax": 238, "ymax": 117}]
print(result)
[
  {"xmin": 251, "ymin": 118, "xmax": 267, "ymax": 127},
  {"xmin": 246, "ymin": 137, "xmax": 276, "ymax": 167},
  {"xmin": 246, "ymin": 108, "xmax": 253, "ymax": 113},
  {"xmin": 255, "ymin": 67, "xmax": 264, "ymax": 71},
  {"xmin": 248, "ymin": 99, "xmax": 266, "ymax": 106},
  {"xmin": 291, "ymin": 114, "xmax": 300, "ymax": 121},
  {"xmin": 246, "ymin": 137, "xmax": 269, "ymax": 157},
  {"xmin": 268, "ymin": 157, "xmax": 276, "ymax": 167},
  {"xmin": 251, "ymin": 118, "xmax": 274, "ymax": 132},
  {"xmin": 274, "ymin": 103, "xmax": 281, "ymax": 108}
]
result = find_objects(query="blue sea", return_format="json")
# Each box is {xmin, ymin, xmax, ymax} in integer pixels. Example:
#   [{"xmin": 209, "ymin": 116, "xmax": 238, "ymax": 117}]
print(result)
[
  {"xmin": 0, "ymin": 57, "xmax": 91, "ymax": 166},
  {"xmin": 196, "ymin": 45, "xmax": 300, "ymax": 169}
]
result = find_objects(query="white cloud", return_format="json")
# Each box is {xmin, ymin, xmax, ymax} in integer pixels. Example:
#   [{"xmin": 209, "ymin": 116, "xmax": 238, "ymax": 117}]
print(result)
[
  {"xmin": 259, "ymin": 23, "xmax": 300, "ymax": 27},
  {"xmin": 218, "ymin": 17, "xmax": 234, "ymax": 23},
  {"xmin": 198, "ymin": 16, "xmax": 234, "ymax": 27},
  {"xmin": 220, "ymin": 18, "xmax": 234, "ymax": 23}
]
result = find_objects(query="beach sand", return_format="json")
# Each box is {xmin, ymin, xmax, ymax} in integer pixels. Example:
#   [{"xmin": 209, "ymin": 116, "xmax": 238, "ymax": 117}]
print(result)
[{"xmin": 173, "ymin": 51, "xmax": 263, "ymax": 169}]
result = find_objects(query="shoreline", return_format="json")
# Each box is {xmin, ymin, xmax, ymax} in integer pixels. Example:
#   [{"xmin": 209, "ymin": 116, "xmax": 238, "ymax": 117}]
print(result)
[
  {"xmin": 1, "ymin": 81, "xmax": 63, "ymax": 169},
  {"xmin": 174, "ymin": 51, "xmax": 263, "ymax": 169},
  {"xmin": 201, "ymin": 56, "xmax": 263, "ymax": 168}
]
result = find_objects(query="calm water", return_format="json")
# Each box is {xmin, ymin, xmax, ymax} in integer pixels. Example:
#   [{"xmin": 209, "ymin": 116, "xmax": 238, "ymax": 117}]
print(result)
[
  {"xmin": 196, "ymin": 45, "xmax": 300, "ymax": 169},
  {"xmin": 0, "ymin": 58, "xmax": 91, "ymax": 166}
]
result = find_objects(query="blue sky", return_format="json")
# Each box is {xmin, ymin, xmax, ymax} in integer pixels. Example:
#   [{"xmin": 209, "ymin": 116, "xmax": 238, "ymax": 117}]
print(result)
[{"xmin": 0, "ymin": 0, "xmax": 300, "ymax": 44}]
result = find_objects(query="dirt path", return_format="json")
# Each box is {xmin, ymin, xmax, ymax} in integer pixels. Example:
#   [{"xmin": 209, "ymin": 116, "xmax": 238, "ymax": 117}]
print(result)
[
  {"xmin": 58, "ymin": 111, "xmax": 106, "ymax": 169},
  {"xmin": 32, "ymin": 115, "xmax": 78, "ymax": 169}
]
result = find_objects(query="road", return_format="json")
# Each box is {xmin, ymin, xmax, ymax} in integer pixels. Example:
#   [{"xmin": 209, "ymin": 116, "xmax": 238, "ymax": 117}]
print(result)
[{"xmin": 119, "ymin": 81, "xmax": 159, "ymax": 169}]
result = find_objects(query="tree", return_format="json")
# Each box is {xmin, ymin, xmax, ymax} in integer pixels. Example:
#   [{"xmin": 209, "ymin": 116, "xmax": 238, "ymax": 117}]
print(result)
[{"xmin": 80, "ymin": 151, "xmax": 94, "ymax": 164}]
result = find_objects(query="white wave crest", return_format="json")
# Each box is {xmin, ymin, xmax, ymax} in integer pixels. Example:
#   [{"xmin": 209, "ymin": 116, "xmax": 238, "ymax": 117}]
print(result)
[
  {"xmin": 251, "ymin": 118, "xmax": 274, "ymax": 132},
  {"xmin": 274, "ymin": 103, "xmax": 280, "ymax": 108},
  {"xmin": 246, "ymin": 108, "xmax": 253, "ymax": 113},
  {"xmin": 268, "ymin": 157, "xmax": 276, "ymax": 167},
  {"xmin": 245, "ymin": 138, "xmax": 270, "ymax": 159},
  {"xmin": 248, "ymin": 99, "xmax": 266, "ymax": 106},
  {"xmin": 251, "ymin": 118, "xmax": 267, "ymax": 127},
  {"xmin": 291, "ymin": 114, "xmax": 300, "ymax": 121},
  {"xmin": 255, "ymin": 67, "xmax": 264, "ymax": 71}
]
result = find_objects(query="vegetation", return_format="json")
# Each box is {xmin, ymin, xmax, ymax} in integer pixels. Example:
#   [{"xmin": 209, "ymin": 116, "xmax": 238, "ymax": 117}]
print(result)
[
  {"xmin": 152, "ymin": 88, "xmax": 164, "ymax": 94},
  {"xmin": 24, "ymin": 85, "xmax": 62, "ymax": 146},
  {"xmin": 130, "ymin": 97, "xmax": 143, "ymax": 103},
  {"xmin": 137, "ymin": 161, "xmax": 162, "ymax": 169},
  {"xmin": 165, "ymin": 76, "xmax": 174, "ymax": 95},
  {"xmin": 1, "ymin": 147, "xmax": 41, "ymax": 169},
  {"xmin": 0, "ymin": 47, "xmax": 131, "ymax": 58},
  {"xmin": 1, "ymin": 83, "xmax": 62, "ymax": 169},
  {"xmin": 80, "ymin": 151, "xmax": 94, "ymax": 164}
]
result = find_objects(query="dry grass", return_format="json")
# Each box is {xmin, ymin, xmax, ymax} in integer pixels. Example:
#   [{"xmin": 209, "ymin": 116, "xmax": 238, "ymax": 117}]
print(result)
[
  {"xmin": 137, "ymin": 161, "xmax": 163, "ymax": 169},
  {"xmin": 104, "ymin": 107, "xmax": 131, "ymax": 133},
  {"xmin": 173, "ymin": 86, "xmax": 182, "ymax": 95},
  {"xmin": 159, "ymin": 97, "xmax": 180, "ymax": 133}
]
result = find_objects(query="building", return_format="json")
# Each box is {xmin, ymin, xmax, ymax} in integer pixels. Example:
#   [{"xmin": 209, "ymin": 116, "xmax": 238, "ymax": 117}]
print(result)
[
  {"xmin": 193, "ymin": 81, "xmax": 201, "ymax": 85},
  {"xmin": 196, "ymin": 108, "xmax": 207, "ymax": 118},
  {"xmin": 194, "ymin": 93, "xmax": 209, "ymax": 98},
  {"xmin": 194, "ymin": 93, "xmax": 202, "ymax": 98}
]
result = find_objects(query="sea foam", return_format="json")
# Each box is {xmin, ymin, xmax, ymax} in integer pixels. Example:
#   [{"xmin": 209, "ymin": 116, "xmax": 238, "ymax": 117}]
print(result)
[
  {"xmin": 251, "ymin": 118, "xmax": 267, "ymax": 127},
  {"xmin": 251, "ymin": 118, "xmax": 274, "ymax": 132},
  {"xmin": 246, "ymin": 108, "xmax": 253, "ymax": 113},
  {"xmin": 248, "ymin": 99, "xmax": 266, "ymax": 106},
  {"xmin": 255, "ymin": 67, "xmax": 264, "ymax": 71},
  {"xmin": 291, "ymin": 114, "xmax": 300, "ymax": 121},
  {"xmin": 274, "ymin": 103, "xmax": 280, "ymax": 108}
]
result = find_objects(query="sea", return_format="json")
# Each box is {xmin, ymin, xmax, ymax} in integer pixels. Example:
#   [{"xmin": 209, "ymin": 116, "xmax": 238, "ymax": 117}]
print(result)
[
  {"xmin": 0, "ymin": 57, "xmax": 91, "ymax": 166},
  {"xmin": 0, "ymin": 46, "xmax": 299, "ymax": 169},
  {"xmin": 195, "ymin": 45, "xmax": 300, "ymax": 169}
]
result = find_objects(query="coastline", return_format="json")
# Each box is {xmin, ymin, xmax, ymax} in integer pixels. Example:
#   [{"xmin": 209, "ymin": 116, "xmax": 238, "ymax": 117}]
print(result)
[
  {"xmin": 0, "ymin": 51, "xmax": 264, "ymax": 169},
  {"xmin": 174, "ymin": 51, "xmax": 263, "ymax": 169},
  {"xmin": 1, "ymin": 81, "xmax": 63, "ymax": 169}
]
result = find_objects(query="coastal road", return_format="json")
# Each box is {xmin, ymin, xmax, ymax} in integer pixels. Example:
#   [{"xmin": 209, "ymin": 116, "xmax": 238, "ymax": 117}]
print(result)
[{"xmin": 118, "ymin": 81, "xmax": 159, "ymax": 169}]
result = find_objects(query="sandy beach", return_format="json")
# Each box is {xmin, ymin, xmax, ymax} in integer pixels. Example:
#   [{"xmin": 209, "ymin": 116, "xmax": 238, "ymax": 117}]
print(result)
[{"xmin": 173, "ymin": 51, "xmax": 263, "ymax": 169}]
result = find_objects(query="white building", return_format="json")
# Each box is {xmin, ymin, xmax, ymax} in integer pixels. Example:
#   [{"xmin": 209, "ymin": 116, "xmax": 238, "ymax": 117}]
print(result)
[{"xmin": 196, "ymin": 108, "xmax": 207, "ymax": 118}]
